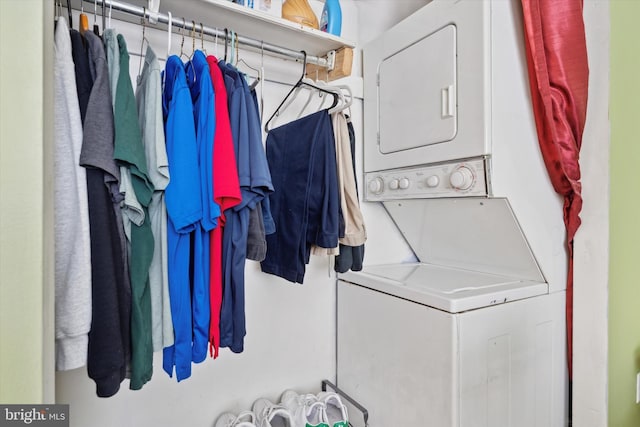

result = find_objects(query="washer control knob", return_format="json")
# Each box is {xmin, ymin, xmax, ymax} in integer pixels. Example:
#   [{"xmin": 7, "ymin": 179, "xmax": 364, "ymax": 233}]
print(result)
[
  {"xmin": 389, "ymin": 179, "xmax": 400, "ymax": 190},
  {"xmin": 368, "ymin": 177, "xmax": 384, "ymax": 194},
  {"xmin": 398, "ymin": 178, "xmax": 410, "ymax": 189},
  {"xmin": 426, "ymin": 175, "xmax": 440, "ymax": 188},
  {"xmin": 449, "ymin": 166, "xmax": 475, "ymax": 191}
]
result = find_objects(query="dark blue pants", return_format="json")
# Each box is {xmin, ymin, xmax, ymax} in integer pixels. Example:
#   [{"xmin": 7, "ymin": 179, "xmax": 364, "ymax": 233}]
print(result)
[{"xmin": 261, "ymin": 110, "xmax": 339, "ymax": 283}]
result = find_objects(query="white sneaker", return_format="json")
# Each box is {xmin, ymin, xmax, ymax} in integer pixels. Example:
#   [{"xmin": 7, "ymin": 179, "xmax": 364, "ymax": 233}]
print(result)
[
  {"xmin": 253, "ymin": 398, "xmax": 295, "ymax": 427},
  {"xmin": 317, "ymin": 392, "xmax": 348, "ymax": 427},
  {"xmin": 280, "ymin": 389, "xmax": 329, "ymax": 427},
  {"xmin": 215, "ymin": 411, "xmax": 258, "ymax": 427}
]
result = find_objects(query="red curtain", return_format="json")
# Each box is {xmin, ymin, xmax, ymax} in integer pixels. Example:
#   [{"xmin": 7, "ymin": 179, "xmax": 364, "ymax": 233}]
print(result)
[{"xmin": 520, "ymin": 0, "xmax": 589, "ymax": 379}]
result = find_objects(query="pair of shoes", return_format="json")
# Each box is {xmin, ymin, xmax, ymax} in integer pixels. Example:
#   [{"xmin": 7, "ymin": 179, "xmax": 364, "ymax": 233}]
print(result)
[
  {"xmin": 280, "ymin": 390, "xmax": 327, "ymax": 427},
  {"xmin": 317, "ymin": 392, "xmax": 349, "ymax": 427},
  {"xmin": 279, "ymin": 390, "xmax": 349, "ymax": 427},
  {"xmin": 252, "ymin": 398, "xmax": 295, "ymax": 427},
  {"xmin": 215, "ymin": 411, "xmax": 258, "ymax": 427}
]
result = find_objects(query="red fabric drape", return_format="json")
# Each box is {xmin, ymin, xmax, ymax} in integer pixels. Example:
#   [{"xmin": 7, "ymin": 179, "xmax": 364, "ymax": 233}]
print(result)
[{"xmin": 520, "ymin": 0, "xmax": 589, "ymax": 379}]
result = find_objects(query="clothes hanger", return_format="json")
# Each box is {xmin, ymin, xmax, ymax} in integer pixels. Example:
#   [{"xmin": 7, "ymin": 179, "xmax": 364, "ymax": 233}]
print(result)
[
  {"xmin": 258, "ymin": 41, "xmax": 265, "ymax": 117},
  {"xmin": 256, "ymin": 41, "xmax": 265, "ymax": 91},
  {"xmin": 331, "ymin": 85, "xmax": 353, "ymax": 115},
  {"xmin": 54, "ymin": 0, "xmax": 61, "ymax": 25},
  {"xmin": 166, "ymin": 11, "xmax": 172, "ymax": 57},
  {"xmin": 316, "ymin": 77, "xmax": 353, "ymax": 114},
  {"xmin": 199, "ymin": 23, "xmax": 207, "ymax": 55},
  {"xmin": 189, "ymin": 21, "xmax": 197, "ymax": 59},
  {"xmin": 138, "ymin": 7, "xmax": 151, "ymax": 77},
  {"xmin": 108, "ymin": 0, "xmax": 113, "ymax": 29},
  {"xmin": 181, "ymin": 19, "xmax": 196, "ymax": 79},
  {"xmin": 101, "ymin": 0, "xmax": 106, "ymax": 34},
  {"xmin": 79, "ymin": 1, "xmax": 89, "ymax": 34},
  {"xmin": 235, "ymin": 36, "xmax": 263, "ymax": 114},
  {"xmin": 66, "ymin": 0, "xmax": 72, "ymax": 29},
  {"xmin": 93, "ymin": 0, "xmax": 100, "ymax": 36},
  {"xmin": 179, "ymin": 18, "xmax": 189, "ymax": 61},
  {"xmin": 264, "ymin": 51, "xmax": 338, "ymax": 132},
  {"xmin": 297, "ymin": 77, "xmax": 330, "ymax": 119},
  {"xmin": 236, "ymin": 36, "xmax": 260, "ymax": 80},
  {"xmin": 223, "ymin": 28, "xmax": 229, "ymax": 62},
  {"xmin": 274, "ymin": 66, "xmax": 336, "ymax": 123},
  {"xmin": 229, "ymin": 30, "xmax": 236, "ymax": 65},
  {"xmin": 213, "ymin": 28, "xmax": 219, "ymax": 58}
]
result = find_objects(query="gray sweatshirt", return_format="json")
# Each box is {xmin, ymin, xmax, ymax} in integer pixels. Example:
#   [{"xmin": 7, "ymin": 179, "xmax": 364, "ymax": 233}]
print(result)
[{"xmin": 53, "ymin": 16, "xmax": 93, "ymax": 371}]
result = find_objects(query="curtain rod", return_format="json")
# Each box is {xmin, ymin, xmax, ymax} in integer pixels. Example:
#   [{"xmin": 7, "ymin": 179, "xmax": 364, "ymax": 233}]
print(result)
[{"xmin": 86, "ymin": 0, "xmax": 330, "ymax": 68}]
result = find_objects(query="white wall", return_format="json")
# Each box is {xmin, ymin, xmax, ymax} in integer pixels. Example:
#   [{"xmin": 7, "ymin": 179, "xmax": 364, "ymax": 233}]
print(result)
[{"xmin": 572, "ymin": 1, "xmax": 610, "ymax": 425}]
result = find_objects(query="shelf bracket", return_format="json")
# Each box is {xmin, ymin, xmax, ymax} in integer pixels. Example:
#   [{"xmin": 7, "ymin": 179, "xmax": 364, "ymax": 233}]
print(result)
[
  {"xmin": 327, "ymin": 50, "xmax": 337, "ymax": 71},
  {"xmin": 306, "ymin": 47, "xmax": 353, "ymax": 82}
]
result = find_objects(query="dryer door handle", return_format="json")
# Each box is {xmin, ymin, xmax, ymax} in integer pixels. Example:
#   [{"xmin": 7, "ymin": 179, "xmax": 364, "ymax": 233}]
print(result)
[{"xmin": 441, "ymin": 85, "xmax": 455, "ymax": 118}]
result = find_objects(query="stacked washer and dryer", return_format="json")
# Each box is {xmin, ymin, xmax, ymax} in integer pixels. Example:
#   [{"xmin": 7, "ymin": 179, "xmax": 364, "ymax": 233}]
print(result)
[{"xmin": 336, "ymin": 1, "xmax": 568, "ymax": 426}]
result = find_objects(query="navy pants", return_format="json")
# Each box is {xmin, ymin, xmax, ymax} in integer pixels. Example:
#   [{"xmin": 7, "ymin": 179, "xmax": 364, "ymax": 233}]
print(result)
[{"xmin": 261, "ymin": 110, "xmax": 339, "ymax": 283}]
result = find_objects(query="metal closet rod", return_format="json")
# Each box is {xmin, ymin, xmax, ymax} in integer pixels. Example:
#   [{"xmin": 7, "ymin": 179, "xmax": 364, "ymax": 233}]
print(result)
[{"xmin": 85, "ymin": 0, "xmax": 330, "ymax": 68}]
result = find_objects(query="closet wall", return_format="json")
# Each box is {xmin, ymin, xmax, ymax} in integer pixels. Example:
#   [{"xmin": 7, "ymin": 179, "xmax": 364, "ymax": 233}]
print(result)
[
  {"xmin": 53, "ymin": 2, "xmax": 420, "ymax": 425},
  {"xmin": 0, "ymin": 0, "xmax": 55, "ymax": 404}
]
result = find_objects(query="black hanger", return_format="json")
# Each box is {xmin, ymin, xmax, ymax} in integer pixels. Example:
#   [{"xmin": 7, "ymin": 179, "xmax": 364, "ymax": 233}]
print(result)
[
  {"xmin": 66, "ymin": 0, "xmax": 72, "ymax": 29},
  {"xmin": 93, "ymin": 0, "xmax": 100, "ymax": 36},
  {"xmin": 264, "ymin": 51, "xmax": 338, "ymax": 132},
  {"xmin": 223, "ymin": 28, "xmax": 228, "ymax": 62}
]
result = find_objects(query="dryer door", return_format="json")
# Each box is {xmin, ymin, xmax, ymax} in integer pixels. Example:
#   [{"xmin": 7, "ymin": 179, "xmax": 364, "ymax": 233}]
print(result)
[
  {"xmin": 363, "ymin": 0, "xmax": 491, "ymax": 173},
  {"xmin": 378, "ymin": 24, "xmax": 457, "ymax": 154}
]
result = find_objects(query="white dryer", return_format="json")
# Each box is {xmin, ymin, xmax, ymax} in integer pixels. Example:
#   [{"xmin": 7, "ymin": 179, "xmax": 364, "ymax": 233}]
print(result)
[{"xmin": 336, "ymin": 0, "xmax": 568, "ymax": 426}]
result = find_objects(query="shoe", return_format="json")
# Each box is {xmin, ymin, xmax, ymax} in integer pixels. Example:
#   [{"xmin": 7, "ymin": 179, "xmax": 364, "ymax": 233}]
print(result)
[
  {"xmin": 280, "ymin": 389, "xmax": 329, "ymax": 427},
  {"xmin": 317, "ymin": 392, "xmax": 348, "ymax": 427},
  {"xmin": 253, "ymin": 398, "xmax": 295, "ymax": 427},
  {"xmin": 215, "ymin": 411, "xmax": 258, "ymax": 427}
]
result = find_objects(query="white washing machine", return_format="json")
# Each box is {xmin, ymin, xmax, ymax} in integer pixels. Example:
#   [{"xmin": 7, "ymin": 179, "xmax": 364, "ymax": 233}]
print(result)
[
  {"xmin": 337, "ymin": 199, "xmax": 567, "ymax": 427},
  {"xmin": 336, "ymin": 0, "xmax": 568, "ymax": 426}
]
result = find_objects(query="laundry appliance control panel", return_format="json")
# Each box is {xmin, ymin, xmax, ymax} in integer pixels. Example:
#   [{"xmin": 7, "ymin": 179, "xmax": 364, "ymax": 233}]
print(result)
[{"xmin": 364, "ymin": 157, "xmax": 489, "ymax": 201}]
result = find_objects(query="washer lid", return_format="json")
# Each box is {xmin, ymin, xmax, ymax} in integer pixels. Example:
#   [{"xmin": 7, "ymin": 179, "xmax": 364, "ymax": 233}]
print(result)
[
  {"xmin": 339, "ymin": 263, "xmax": 547, "ymax": 313},
  {"xmin": 383, "ymin": 197, "xmax": 546, "ymax": 283}
]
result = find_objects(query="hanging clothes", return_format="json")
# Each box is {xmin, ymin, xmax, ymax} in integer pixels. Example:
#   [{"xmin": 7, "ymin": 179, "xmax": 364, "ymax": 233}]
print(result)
[
  {"xmin": 332, "ymin": 112, "xmax": 366, "ymax": 247},
  {"xmin": 102, "ymin": 32, "xmax": 135, "ymax": 375},
  {"xmin": 246, "ymin": 86, "xmax": 276, "ymax": 262},
  {"xmin": 185, "ymin": 50, "xmax": 219, "ymax": 364},
  {"xmin": 218, "ymin": 60, "xmax": 273, "ymax": 353},
  {"xmin": 69, "ymin": 30, "xmax": 91, "ymax": 123},
  {"xmin": 162, "ymin": 55, "xmax": 202, "ymax": 382},
  {"xmin": 113, "ymin": 33, "xmax": 155, "ymax": 391},
  {"xmin": 104, "ymin": 29, "xmax": 119, "ymax": 113},
  {"xmin": 206, "ymin": 55, "xmax": 241, "ymax": 359},
  {"xmin": 79, "ymin": 30, "xmax": 129, "ymax": 398},
  {"xmin": 334, "ymin": 118, "xmax": 365, "ymax": 273},
  {"xmin": 261, "ymin": 109, "xmax": 339, "ymax": 284},
  {"xmin": 53, "ymin": 16, "xmax": 92, "ymax": 372},
  {"xmin": 136, "ymin": 45, "xmax": 173, "ymax": 353}
]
